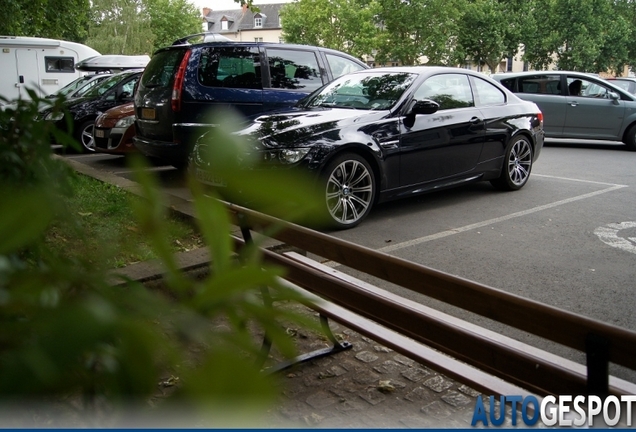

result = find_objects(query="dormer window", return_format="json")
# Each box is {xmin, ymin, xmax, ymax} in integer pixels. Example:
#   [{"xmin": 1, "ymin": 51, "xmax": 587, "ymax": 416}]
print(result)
[
  {"xmin": 221, "ymin": 19, "xmax": 228, "ymax": 30},
  {"xmin": 254, "ymin": 17, "xmax": 262, "ymax": 28}
]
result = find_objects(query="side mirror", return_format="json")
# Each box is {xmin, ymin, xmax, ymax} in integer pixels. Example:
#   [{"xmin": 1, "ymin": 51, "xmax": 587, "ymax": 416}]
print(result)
[
  {"xmin": 609, "ymin": 91, "xmax": 620, "ymax": 104},
  {"xmin": 411, "ymin": 99, "xmax": 439, "ymax": 115}
]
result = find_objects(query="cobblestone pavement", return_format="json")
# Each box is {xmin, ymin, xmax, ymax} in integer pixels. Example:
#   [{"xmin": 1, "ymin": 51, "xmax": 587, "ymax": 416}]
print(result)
[{"xmin": 261, "ymin": 307, "xmax": 481, "ymax": 429}]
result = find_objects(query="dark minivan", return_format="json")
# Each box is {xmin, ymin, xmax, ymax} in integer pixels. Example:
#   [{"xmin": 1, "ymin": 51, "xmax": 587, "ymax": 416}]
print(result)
[{"xmin": 133, "ymin": 37, "xmax": 369, "ymax": 168}]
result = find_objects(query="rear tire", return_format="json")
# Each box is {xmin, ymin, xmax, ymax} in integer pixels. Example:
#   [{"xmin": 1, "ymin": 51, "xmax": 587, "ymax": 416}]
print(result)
[
  {"xmin": 490, "ymin": 135, "xmax": 533, "ymax": 191},
  {"xmin": 623, "ymin": 125, "xmax": 636, "ymax": 151},
  {"xmin": 321, "ymin": 153, "xmax": 375, "ymax": 229}
]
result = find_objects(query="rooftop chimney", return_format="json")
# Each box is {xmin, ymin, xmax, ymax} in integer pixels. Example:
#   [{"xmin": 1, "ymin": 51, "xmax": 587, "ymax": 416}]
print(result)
[{"xmin": 202, "ymin": 7, "xmax": 211, "ymax": 16}]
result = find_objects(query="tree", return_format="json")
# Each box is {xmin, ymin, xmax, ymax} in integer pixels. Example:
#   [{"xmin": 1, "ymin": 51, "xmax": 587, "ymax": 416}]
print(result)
[
  {"xmin": 86, "ymin": 0, "xmax": 155, "ymax": 55},
  {"xmin": 374, "ymin": 0, "xmax": 463, "ymax": 66},
  {"xmin": 523, "ymin": 0, "xmax": 632, "ymax": 73},
  {"xmin": 453, "ymin": 0, "xmax": 526, "ymax": 73},
  {"xmin": 146, "ymin": 0, "xmax": 202, "ymax": 52},
  {"xmin": 0, "ymin": 0, "xmax": 90, "ymax": 42},
  {"xmin": 281, "ymin": 0, "xmax": 380, "ymax": 60}
]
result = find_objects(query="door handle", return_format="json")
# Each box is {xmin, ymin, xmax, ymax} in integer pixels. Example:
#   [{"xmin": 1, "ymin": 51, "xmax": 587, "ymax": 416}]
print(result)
[
  {"xmin": 570, "ymin": 101, "xmax": 578, "ymax": 107},
  {"xmin": 469, "ymin": 117, "xmax": 483, "ymax": 124}
]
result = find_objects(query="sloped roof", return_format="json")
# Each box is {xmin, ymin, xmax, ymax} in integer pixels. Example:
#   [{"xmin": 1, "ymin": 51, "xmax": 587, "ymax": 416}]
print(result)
[{"xmin": 204, "ymin": 3, "xmax": 287, "ymax": 32}]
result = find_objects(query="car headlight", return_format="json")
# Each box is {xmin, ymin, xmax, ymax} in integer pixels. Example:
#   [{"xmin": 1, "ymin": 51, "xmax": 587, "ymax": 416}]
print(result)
[
  {"xmin": 114, "ymin": 115, "xmax": 135, "ymax": 129},
  {"xmin": 45, "ymin": 111, "xmax": 64, "ymax": 121},
  {"xmin": 278, "ymin": 148, "xmax": 311, "ymax": 164}
]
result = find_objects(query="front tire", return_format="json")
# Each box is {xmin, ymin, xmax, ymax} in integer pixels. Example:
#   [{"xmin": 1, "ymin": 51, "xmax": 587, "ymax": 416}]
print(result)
[
  {"xmin": 491, "ymin": 135, "xmax": 533, "ymax": 191},
  {"xmin": 75, "ymin": 120, "xmax": 96, "ymax": 153},
  {"xmin": 321, "ymin": 153, "xmax": 375, "ymax": 229}
]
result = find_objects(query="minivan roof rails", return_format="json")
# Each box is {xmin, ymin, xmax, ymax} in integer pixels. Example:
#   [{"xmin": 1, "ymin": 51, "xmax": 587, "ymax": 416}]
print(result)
[{"xmin": 171, "ymin": 32, "xmax": 234, "ymax": 45}]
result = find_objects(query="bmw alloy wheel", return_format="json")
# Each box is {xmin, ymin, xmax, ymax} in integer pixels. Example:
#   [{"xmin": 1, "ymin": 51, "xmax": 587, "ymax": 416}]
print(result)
[{"xmin": 324, "ymin": 154, "xmax": 374, "ymax": 228}]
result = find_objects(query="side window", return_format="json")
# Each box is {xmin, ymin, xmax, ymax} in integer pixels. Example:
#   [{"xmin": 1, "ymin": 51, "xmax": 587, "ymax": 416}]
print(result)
[
  {"xmin": 266, "ymin": 48, "xmax": 322, "ymax": 91},
  {"xmin": 568, "ymin": 77, "xmax": 611, "ymax": 98},
  {"xmin": 121, "ymin": 77, "xmax": 138, "ymax": 96},
  {"xmin": 198, "ymin": 46, "xmax": 262, "ymax": 90},
  {"xmin": 471, "ymin": 77, "xmax": 505, "ymax": 106},
  {"xmin": 413, "ymin": 73, "xmax": 474, "ymax": 110},
  {"xmin": 325, "ymin": 54, "xmax": 365, "ymax": 79},
  {"xmin": 499, "ymin": 78, "xmax": 516, "ymax": 92},
  {"xmin": 45, "ymin": 57, "xmax": 75, "ymax": 73},
  {"xmin": 517, "ymin": 74, "xmax": 561, "ymax": 95}
]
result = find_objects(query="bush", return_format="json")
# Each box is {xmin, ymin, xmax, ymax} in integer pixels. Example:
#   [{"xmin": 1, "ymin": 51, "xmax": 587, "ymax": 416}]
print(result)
[{"xmin": 0, "ymin": 95, "xmax": 317, "ymax": 426}]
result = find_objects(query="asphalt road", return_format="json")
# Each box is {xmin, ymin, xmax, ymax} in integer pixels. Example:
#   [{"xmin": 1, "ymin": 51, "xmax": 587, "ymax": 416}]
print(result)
[{"xmin": 62, "ymin": 138, "xmax": 636, "ymax": 380}]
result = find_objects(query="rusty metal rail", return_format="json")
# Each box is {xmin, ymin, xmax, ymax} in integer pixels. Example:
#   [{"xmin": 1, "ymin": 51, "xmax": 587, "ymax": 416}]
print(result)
[{"xmin": 225, "ymin": 201, "xmax": 636, "ymax": 398}]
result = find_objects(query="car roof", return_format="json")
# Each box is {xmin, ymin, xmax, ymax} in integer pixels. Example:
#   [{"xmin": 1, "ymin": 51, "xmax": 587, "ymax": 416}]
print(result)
[
  {"xmin": 154, "ymin": 38, "xmax": 369, "ymax": 63},
  {"xmin": 347, "ymin": 66, "xmax": 499, "ymax": 78},
  {"xmin": 492, "ymin": 70, "xmax": 601, "ymax": 79}
]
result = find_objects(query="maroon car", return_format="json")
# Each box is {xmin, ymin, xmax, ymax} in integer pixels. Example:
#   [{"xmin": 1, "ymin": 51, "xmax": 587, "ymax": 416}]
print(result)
[{"xmin": 93, "ymin": 102, "xmax": 137, "ymax": 154}]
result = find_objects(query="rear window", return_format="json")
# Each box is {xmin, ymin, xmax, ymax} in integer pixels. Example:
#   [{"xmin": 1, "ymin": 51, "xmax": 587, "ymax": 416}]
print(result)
[
  {"xmin": 517, "ymin": 75, "xmax": 561, "ymax": 95},
  {"xmin": 140, "ymin": 49, "xmax": 186, "ymax": 89}
]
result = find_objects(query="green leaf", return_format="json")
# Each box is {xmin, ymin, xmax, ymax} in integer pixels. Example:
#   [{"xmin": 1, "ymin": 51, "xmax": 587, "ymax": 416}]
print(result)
[{"xmin": 0, "ymin": 188, "xmax": 54, "ymax": 254}]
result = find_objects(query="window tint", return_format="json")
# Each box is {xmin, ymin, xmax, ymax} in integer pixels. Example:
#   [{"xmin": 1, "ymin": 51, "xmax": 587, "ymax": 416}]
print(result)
[
  {"xmin": 499, "ymin": 78, "xmax": 516, "ymax": 92},
  {"xmin": 414, "ymin": 73, "xmax": 474, "ymax": 110},
  {"xmin": 517, "ymin": 74, "xmax": 561, "ymax": 95},
  {"xmin": 471, "ymin": 77, "xmax": 505, "ymax": 106},
  {"xmin": 266, "ymin": 48, "xmax": 322, "ymax": 91},
  {"xmin": 45, "ymin": 57, "xmax": 74, "ymax": 73},
  {"xmin": 141, "ymin": 49, "xmax": 186, "ymax": 88},
  {"xmin": 326, "ymin": 54, "xmax": 366, "ymax": 79},
  {"xmin": 198, "ymin": 46, "xmax": 262, "ymax": 89}
]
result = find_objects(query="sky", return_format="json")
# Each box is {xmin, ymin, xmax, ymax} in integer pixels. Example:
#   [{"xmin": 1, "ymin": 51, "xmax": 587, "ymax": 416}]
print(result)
[{"xmin": 189, "ymin": 0, "xmax": 293, "ymax": 14}]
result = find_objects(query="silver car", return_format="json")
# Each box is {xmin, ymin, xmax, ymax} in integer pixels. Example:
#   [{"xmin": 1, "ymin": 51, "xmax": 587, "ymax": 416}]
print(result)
[{"xmin": 493, "ymin": 71, "xmax": 636, "ymax": 151}]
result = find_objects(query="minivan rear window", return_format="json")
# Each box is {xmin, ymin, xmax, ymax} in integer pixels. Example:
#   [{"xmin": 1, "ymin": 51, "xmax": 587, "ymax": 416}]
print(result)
[{"xmin": 141, "ymin": 49, "xmax": 186, "ymax": 88}]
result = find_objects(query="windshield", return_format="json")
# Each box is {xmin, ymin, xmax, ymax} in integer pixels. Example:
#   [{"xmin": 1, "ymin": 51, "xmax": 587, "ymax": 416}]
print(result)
[
  {"xmin": 47, "ymin": 76, "xmax": 88, "ymax": 98},
  {"xmin": 81, "ymin": 73, "xmax": 131, "ymax": 98},
  {"xmin": 140, "ymin": 48, "xmax": 186, "ymax": 89},
  {"xmin": 300, "ymin": 72, "xmax": 416, "ymax": 111}
]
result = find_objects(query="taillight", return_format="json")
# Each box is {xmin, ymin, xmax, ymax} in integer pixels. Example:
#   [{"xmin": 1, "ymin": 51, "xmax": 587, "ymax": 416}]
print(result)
[
  {"xmin": 537, "ymin": 111, "xmax": 544, "ymax": 125},
  {"xmin": 171, "ymin": 50, "xmax": 192, "ymax": 112}
]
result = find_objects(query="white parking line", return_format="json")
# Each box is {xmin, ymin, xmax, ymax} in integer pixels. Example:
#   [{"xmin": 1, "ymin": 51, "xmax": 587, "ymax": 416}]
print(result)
[
  {"xmin": 378, "ymin": 183, "xmax": 627, "ymax": 254},
  {"xmin": 532, "ymin": 174, "xmax": 625, "ymax": 187}
]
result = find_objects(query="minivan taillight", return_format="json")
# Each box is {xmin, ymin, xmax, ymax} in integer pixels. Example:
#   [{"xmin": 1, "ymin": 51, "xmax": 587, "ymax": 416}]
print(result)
[{"xmin": 171, "ymin": 50, "xmax": 192, "ymax": 112}]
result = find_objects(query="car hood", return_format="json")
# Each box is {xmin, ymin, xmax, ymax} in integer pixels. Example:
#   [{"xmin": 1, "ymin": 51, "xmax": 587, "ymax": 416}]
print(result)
[{"xmin": 233, "ymin": 107, "xmax": 390, "ymax": 148}]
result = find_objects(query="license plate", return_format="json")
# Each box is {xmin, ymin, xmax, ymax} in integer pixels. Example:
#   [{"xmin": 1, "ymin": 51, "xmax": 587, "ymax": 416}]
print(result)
[
  {"xmin": 94, "ymin": 129, "xmax": 105, "ymax": 138},
  {"xmin": 141, "ymin": 108, "xmax": 155, "ymax": 120},
  {"xmin": 195, "ymin": 168, "xmax": 227, "ymax": 187}
]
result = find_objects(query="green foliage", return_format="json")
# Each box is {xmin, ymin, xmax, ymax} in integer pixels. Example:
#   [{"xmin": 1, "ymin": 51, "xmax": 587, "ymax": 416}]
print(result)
[
  {"xmin": 85, "ymin": 0, "xmax": 155, "ymax": 55},
  {"xmin": 454, "ymin": 0, "xmax": 520, "ymax": 73},
  {"xmin": 0, "ymin": 0, "xmax": 90, "ymax": 42},
  {"xmin": 281, "ymin": 0, "xmax": 379, "ymax": 60},
  {"xmin": 85, "ymin": 0, "xmax": 202, "ymax": 55},
  {"xmin": 0, "ymin": 96, "xmax": 320, "ymax": 425},
  {"xmin": 146, "ymin": 0, "xmax": 202, "ymax": 52}
]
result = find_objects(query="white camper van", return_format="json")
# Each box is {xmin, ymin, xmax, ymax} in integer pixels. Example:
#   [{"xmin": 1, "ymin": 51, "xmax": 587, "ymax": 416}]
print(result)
[{"xmin": 0, "ymin": 36, "xmax": 100, "ymax": 104}]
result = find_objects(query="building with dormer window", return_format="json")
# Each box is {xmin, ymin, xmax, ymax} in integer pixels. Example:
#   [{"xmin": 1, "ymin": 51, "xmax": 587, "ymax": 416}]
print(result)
[{"xmin": 201, "ymin": 4, "xmax": 284, "ymax": 43}]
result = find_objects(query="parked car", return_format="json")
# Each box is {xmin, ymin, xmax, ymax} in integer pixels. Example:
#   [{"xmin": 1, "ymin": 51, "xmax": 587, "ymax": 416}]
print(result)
[
  {"xmin": 190, "ymin": 66, "xmax": 545, "ymax": 229},
  {"xmin": 604, "ymin": 77, "xmax": 636, "ymax": 96},
  {"xmin": 93, "ymin": 102, "xmax": 136, "ymax": 154},
  {"xmin": 133, "ymin": 35, "xmax": 369, "ymax": 168},
  {"xmin": 492, "ymin": 71, "xmax": 636, "ymax": 151},
  {"xmin": 39, "ymin": 69, "xmax": 143, "ymax": 152}
]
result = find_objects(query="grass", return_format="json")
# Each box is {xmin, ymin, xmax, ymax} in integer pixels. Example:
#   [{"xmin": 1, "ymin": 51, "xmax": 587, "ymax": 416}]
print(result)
[{"xmin": 43, "ymin": 172, "xmax": 203, "ymax": 269}]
